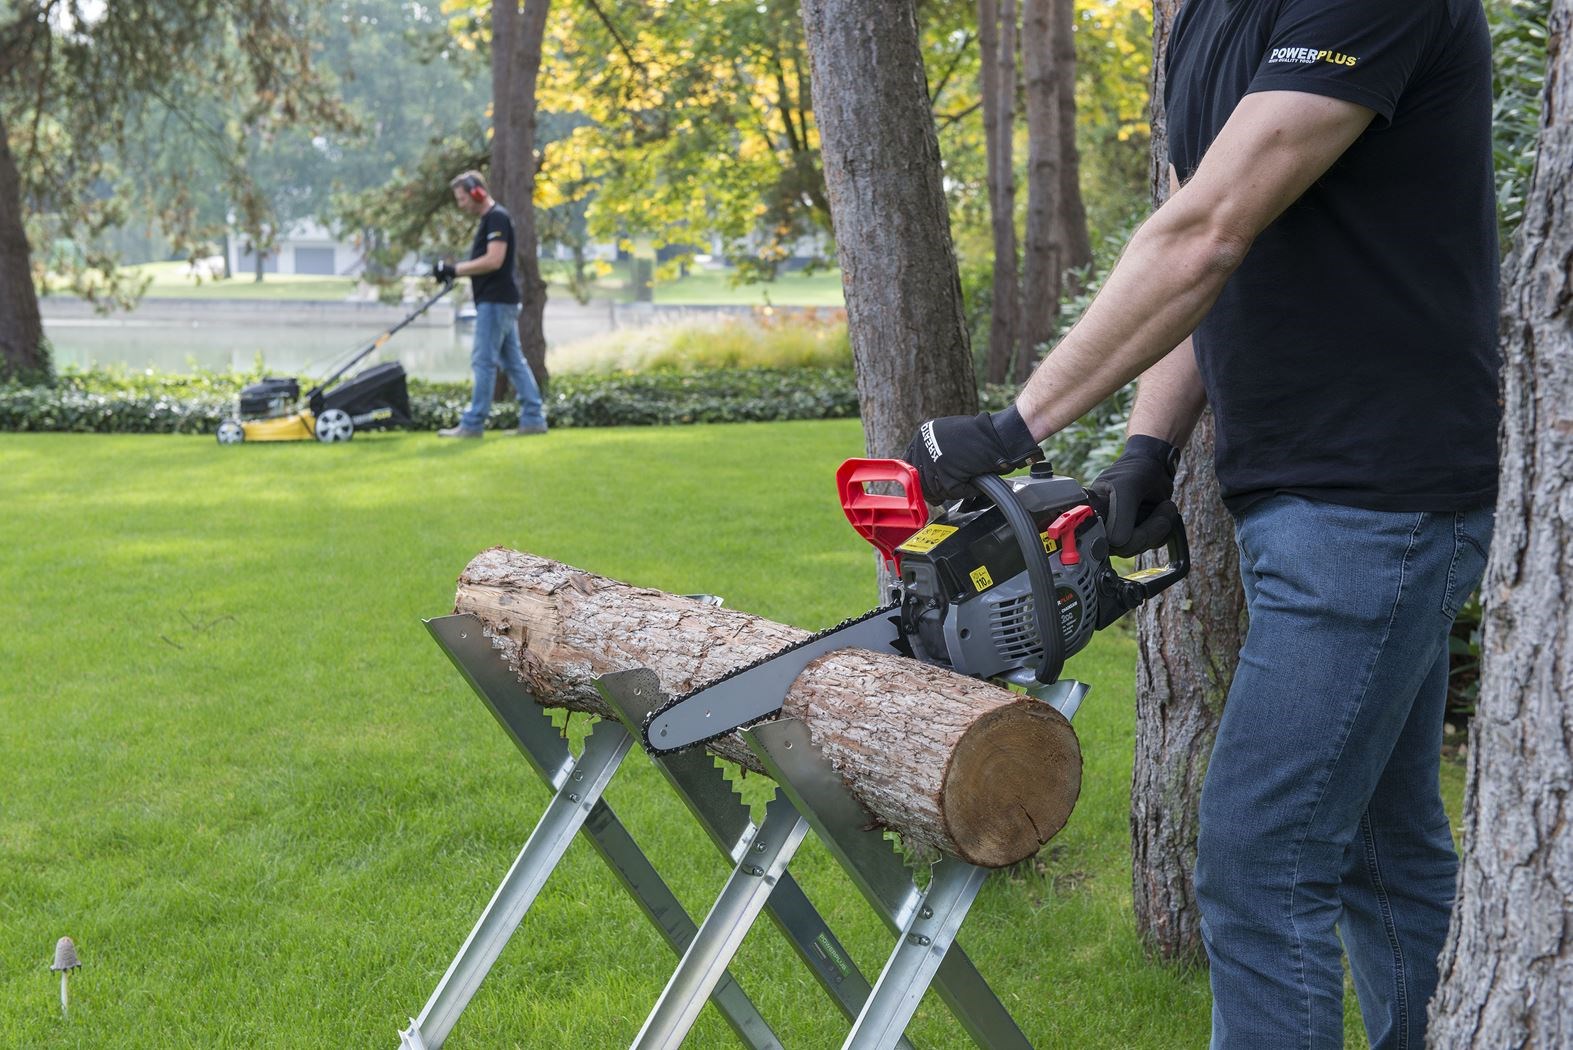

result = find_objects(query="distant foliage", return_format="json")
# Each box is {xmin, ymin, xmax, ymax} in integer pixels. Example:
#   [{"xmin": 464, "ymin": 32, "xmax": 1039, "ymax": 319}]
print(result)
[{"xmin": 1489, "ymin": 0, "xmax": 1551, "ymax": 248}]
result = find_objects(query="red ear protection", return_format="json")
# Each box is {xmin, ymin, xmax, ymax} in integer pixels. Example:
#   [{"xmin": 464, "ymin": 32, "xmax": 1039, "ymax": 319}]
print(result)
[{"xmin": 463, "ymin": 176, "xmax": 486, "ymax": 202}]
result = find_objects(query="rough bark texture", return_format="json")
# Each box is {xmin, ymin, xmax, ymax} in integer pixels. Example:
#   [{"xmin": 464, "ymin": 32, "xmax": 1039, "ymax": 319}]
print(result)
[
  {"xmin": 1017, "ymin": 0, "xmax": 1091, "ymax": 383},
  {"xmin": 491, "ymin": 0, "xmax": 551, "ymax": 392},
  {"xmin": 0, "ymin": 112, "xmax": 46, "ymax": 380},
  {"xmin": 801, "ymin": 0, "xmax": 977, "ymax": 460},
  {"xmin": 1131, "ymin": 412, "xmax": 1243, "ymax": 966},
  {"xmin": 1430, "ymin": 4, "xmax": 1573, "ymax": 1042},
  {"xmin": 979, "ymin": 0, "xmax": 1022, "ymax": 385},
  {"xmin": 1126, "ymin": 0, "xmax": 1243, "ymax": 966},
  {"xmin": 453, "ymin": 548, "xmax": 1083, "ymax": 867}
]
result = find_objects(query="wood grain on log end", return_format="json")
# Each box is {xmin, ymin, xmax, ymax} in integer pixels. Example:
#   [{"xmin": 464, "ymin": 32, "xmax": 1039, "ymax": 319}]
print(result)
[{"xmin": 942, "ymin": 703, "xmax": 1082, "ymax": 868}]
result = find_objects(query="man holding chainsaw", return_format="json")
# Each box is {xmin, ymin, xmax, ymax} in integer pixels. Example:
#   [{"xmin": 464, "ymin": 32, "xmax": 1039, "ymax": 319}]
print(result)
[
  {"xmin": 434, "ymin": 170, "xmax": 548, "ymax": 438},
  {"xmin": 906, "ymin": 0, "xmax": 1498, "ymax": 1046}
]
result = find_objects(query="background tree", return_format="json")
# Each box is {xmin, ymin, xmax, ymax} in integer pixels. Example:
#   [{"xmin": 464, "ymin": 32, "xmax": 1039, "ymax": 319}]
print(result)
[
  {"xmin": 0, "ymin": 0, "xmax": 347, "ymax": 381},
  {"xmin": 1126, "ymin": 0, "xmax": 1243, "ymax": 966},
  {"xmin": 491, "ymin": 0, "xmax": 552, "ymax": 391},
  {"xmin": 1017, "ymin": 0, "xmax": 1091, "ymax": 382},
  {"xmin": 1429, "ymin": 0, "xmax": 1572, "ymax": 1041},
  {"xmin": 801, "ymin": 0, "xmax": 976, "ymax": 459},
  {"xmin": 977, "ymin": 0, "xmax": 1022, "ymax": 384}
]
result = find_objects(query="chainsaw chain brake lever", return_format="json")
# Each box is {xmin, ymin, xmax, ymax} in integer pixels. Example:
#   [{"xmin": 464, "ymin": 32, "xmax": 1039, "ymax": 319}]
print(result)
[{"xmin": 973, "ymin": 473, "xmax": 1066, "ymax": 686}]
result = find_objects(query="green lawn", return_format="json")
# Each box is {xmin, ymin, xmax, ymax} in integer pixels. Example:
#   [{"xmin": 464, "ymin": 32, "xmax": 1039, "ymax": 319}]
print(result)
[{"xmin": 0, "ymin": 425, "xmax": 1460, "ymax": 1048}]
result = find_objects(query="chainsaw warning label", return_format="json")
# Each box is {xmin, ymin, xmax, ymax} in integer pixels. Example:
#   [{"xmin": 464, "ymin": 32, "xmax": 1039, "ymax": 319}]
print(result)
[
  {"xmin": 897, "ymin": 523, "xmax": 959, "ymax": 554},
  {"xmin": 969, "ymin": 565, "xmax": 994, "ymax": 592}
]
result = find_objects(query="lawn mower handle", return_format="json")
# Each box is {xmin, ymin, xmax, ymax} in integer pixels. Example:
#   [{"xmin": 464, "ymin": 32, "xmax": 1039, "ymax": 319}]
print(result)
[{"xmin": 306, "ymin": 279, "xmax": 454, "ymax": 400}]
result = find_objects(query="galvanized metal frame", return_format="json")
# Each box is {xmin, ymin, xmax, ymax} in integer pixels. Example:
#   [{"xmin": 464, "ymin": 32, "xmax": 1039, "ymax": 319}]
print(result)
[{"xmin": 400, "ymin": 612, "xmax": 1045, "ymax": 1049}]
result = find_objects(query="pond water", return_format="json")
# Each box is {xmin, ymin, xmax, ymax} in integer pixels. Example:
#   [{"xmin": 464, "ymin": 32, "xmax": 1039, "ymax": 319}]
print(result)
[{"xmin": 45, "ymin": 316, "xmax": 485, "ymax": 382}]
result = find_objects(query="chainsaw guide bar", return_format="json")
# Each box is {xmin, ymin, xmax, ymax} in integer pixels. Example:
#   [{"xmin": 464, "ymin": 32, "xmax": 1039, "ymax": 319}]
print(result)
[{"xmin": 640, "ymin": 603, "xmax": 906, "ymax": 755}]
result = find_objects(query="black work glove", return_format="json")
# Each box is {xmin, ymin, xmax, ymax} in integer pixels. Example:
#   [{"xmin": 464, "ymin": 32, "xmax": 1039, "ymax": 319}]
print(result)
[
  {"xmin": 1084, "ymin": 434, "xmax": 1181, "ymax": 556},
  {"xmin": 431, "ymin": 259, "xmax": 458, "ymax": 283},
  {"xmin": 904, "ymin": 405, "xmax": 1043, "ymax": 503}
]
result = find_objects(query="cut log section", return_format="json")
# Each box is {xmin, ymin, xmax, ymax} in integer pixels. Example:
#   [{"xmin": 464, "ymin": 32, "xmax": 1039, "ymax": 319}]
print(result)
[{"xmin": 454, "ymin": 547, "xmax": 1082, "ymax": 868}]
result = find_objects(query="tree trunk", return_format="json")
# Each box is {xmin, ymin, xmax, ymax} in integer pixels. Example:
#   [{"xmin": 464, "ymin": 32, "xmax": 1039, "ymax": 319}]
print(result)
[
  {"xmin": 1126, "ymin": 0, "xmax": 1242, "ymax": 967},
  {"xmin": 0, "ymin": 112, "xmax": 46, "ymax": 382},
  {"xmin": 1131, "ymin": 412, "xmax": 1242, "ymax": 966},
  {"xmin": 800, "ymin": 0, "xmax": 977, "ymax": 459},
  {"xmin": 978, "ymin": 0, "xmax": 1022, "ymax": 385},
  {"xmin": 491, "ymin": 0, "xmax": 551, "ymax": 393},
  {"xmin": 453, "ymin": 547, "xmax": 1083, "ymax": 868},
  {"xmin": 1430, "ymin": 3, "xmax": 1573, "ymax": 1041},
  {"xmin": 1017, "ymin": 0, "xmax": 1091, "ymax": 383}
]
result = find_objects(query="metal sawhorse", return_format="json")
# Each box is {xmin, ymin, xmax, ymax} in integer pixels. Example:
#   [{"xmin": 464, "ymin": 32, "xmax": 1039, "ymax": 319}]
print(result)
[{"xmin": 400, "ymin": 612, "xmax": 1082, "ymax": 1049}]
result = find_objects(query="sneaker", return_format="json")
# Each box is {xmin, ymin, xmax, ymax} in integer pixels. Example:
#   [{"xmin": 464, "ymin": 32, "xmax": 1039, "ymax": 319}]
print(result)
[
  {"xmin": 437, "ymin": 425, "xmax": 484, "ymax": 439},
  {"xmin": 514, "ymin": 425, "xmax": 548, "ymax": 436}
]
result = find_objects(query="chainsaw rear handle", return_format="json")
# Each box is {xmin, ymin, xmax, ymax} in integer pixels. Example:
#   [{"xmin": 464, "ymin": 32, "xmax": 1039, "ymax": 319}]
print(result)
[
  {"xmin": 1109, "ymin": 501, "xmax": 1191, "ymax": 609},
  {"xmin": 974, "ymin": 473, "xmax": 1066, "ymax": 686}
]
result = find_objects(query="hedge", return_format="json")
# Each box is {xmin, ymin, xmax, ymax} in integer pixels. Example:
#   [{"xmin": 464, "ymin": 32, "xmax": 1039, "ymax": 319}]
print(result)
[{"xmin": 0, "ymin": 367, "xmax": 1023, "ymax": 436}]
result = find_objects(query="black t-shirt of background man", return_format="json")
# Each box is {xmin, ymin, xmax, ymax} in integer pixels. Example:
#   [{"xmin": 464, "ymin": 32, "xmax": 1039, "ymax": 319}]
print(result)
[
  {"xmin": 1166, "ymin": 0, "xmax": 1500, "ymax": 513},
  {"xmin": 469, "ymin": 204, "xmax": 520, "ymax": 304}
]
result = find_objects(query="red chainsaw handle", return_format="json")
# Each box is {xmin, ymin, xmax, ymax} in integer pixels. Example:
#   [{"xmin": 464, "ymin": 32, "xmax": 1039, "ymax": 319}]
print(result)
[{"xmin": 837, "ymin": 458, "xmax": 929, "ymax": 569}]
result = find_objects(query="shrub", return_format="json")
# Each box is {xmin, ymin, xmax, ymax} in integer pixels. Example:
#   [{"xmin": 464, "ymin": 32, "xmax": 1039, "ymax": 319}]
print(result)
[{"xmin": 1, "ymin": 366, "xmax": 861, "ymax": 434}]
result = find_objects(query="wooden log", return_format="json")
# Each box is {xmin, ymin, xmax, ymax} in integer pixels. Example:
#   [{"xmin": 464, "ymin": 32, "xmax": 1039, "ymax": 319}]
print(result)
[{"xmin": 454, "ymin": 547, "xmax": 1082, "ymax": 868}]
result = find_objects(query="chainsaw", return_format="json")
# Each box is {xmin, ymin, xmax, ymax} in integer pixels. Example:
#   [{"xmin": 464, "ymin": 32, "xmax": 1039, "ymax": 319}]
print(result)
[{"xmin": 640, "ymin": 458, "xmax": 1189, "ymax": 754}]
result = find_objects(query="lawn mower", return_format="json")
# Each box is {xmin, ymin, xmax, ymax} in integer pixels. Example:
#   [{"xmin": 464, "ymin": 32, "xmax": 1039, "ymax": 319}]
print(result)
[{"xmin": 215, "ymin": 279, "xmax": 453, "ymax": 444}]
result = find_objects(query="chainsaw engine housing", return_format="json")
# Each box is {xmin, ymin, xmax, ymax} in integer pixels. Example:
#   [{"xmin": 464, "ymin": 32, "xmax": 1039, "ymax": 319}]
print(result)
[{"xmin": 894, "ymin": 467, "xmax": 1109, "ymax": 680}]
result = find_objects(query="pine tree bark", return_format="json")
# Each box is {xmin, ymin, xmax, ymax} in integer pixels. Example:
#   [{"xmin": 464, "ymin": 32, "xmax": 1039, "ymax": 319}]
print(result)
[
  {"xmin": 491, "ymin": 0, "xmax": 551, "ymax": 393},
  {"xmin": 453, "ymin": 548, "xmax": 1083, "ymax": 868},
  {"xmin": 800, "ymin": 0, "xmax": 977, "ymax": 459},
  {"xmin": 1017, "ymin": 0, "xmax": 1091, "ymax": 383},
  {"xmin": 0, "ymin": 112, "xmax": 46, "ymax": 381},
  {"xmin": 1127, "ymin": 0, "xmax": 1242, "ymax": 967},
  {"xmin": 978, "ymin": 0, "xmax": 1022, "ymax": 385},
  {"xmin": 1430, "ymin": 2, "xmax": 1573, "ymax": 1041}
]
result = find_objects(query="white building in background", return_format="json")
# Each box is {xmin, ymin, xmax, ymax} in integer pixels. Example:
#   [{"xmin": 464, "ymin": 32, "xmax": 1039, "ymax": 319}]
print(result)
[{"xmin": 227, "ymin": 219, "xmax": 363, "ymax": 277}]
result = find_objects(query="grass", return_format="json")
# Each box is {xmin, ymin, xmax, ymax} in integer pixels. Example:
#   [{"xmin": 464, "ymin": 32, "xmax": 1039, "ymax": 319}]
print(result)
[
  {"xmin": 0, "ymin": 426, "xmax": 1463, "ymax": 1048},
  {"xmin": 550, "ymin": 315, "xmax": 851, "ymax": 374}
]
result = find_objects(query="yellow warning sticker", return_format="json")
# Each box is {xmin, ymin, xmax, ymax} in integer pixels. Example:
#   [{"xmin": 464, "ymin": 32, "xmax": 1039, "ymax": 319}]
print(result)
[
  {"xmin": 1039, "ymin": 531, "xmax": 1061, "ymax": 555},
  {"xmin": 969, "ymin": 565, "xmax": 994, "ymax": 592},
  {"xmin": 1125, "ymin": 566, "xmax": 1169, "ymax": 581},
  {"xmin": 896, "ymin": 523, "xmax": 959, "ymax": 554}
]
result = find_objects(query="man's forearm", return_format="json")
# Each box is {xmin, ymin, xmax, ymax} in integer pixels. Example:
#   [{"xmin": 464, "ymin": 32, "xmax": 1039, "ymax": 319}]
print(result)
[
  {"xmin": 1127, "ymin": 338, "xmax": 1207, "ymax": 447},
  {"xmin": 1014, "ymin": 195, "xmax": 1243, "ymax": 442}
]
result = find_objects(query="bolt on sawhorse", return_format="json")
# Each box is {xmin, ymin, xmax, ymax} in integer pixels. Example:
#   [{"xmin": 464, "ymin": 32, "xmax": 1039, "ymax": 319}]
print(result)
[{"xmin": 399, "ymin": 612, "xmax": 1086, "ymax": 1049}]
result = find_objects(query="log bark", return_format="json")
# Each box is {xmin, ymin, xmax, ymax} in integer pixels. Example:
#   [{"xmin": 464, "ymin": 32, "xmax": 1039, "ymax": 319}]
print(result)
[
  {"xmin": 1429, "ymin": 1, "xmax": 1573, "ymax": 1040},
  {"xmin": 454, "ymin": 547, "xmax": 1082, "ymax": 868}
]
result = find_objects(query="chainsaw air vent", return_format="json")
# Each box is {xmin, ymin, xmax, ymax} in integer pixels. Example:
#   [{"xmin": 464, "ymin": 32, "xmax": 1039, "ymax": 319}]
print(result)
[{"xmin": 989, "ymin": 594, "xmax": 1044, "ymax": 663}]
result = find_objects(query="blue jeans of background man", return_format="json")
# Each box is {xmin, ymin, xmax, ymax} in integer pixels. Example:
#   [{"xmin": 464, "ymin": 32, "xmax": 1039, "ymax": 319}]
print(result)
[
  {"xmin": 459, "ymin": 300, "xmax": 546, "ymax": 431},
  {"xmin": 1197, "ymin": 494, "xmax": 1493, "ymax": 1050}
]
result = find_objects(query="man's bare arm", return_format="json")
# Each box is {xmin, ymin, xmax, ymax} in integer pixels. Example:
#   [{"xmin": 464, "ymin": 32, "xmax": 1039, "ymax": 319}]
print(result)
[
  {"xmin": 455, "ymin": 239, "xmax": 507, "ymax": 277},
  {"xmin": 1014, "ymin": 90, "xmax": 1376, "ymax": 441}
]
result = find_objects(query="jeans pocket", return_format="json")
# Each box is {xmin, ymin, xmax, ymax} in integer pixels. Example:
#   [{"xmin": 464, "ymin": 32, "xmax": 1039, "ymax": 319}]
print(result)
[{"xmin": 1442, "ymin": 507, "xmax": 1494, "ymax": 619}]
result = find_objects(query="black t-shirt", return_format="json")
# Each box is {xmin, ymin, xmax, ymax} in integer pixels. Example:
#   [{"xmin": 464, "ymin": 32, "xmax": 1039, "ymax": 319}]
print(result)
[
  {"xmin": 469, "ymin": 204, "xmax": 519, "ymax": 304},
  {"xmin": 1165, "ymin": 0, "xmax": 1500, "ymax": 513}
]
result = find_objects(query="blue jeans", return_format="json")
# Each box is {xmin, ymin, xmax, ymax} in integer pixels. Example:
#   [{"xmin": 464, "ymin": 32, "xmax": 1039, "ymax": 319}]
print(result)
[
  {"xmin": 1198, "ymin": 495, "xmax": 1493, "ymax": 1050},
  {"xmin": 460, "ymin": 301, "xmax": 546, "ymax": 431}
]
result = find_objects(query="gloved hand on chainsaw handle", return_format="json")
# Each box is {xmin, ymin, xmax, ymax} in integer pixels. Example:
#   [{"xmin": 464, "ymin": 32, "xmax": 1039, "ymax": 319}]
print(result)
[
  {"xmin": 1084, "ymin": 434, "xmax": 1182, "ymax": 556},
  {"xmin": 904, "ymin": 404, "xmax": 1044, "ymax": 503},
  {"xmin": 431, "ymin": 259, "xmax": 458, "ymax": 284}
]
